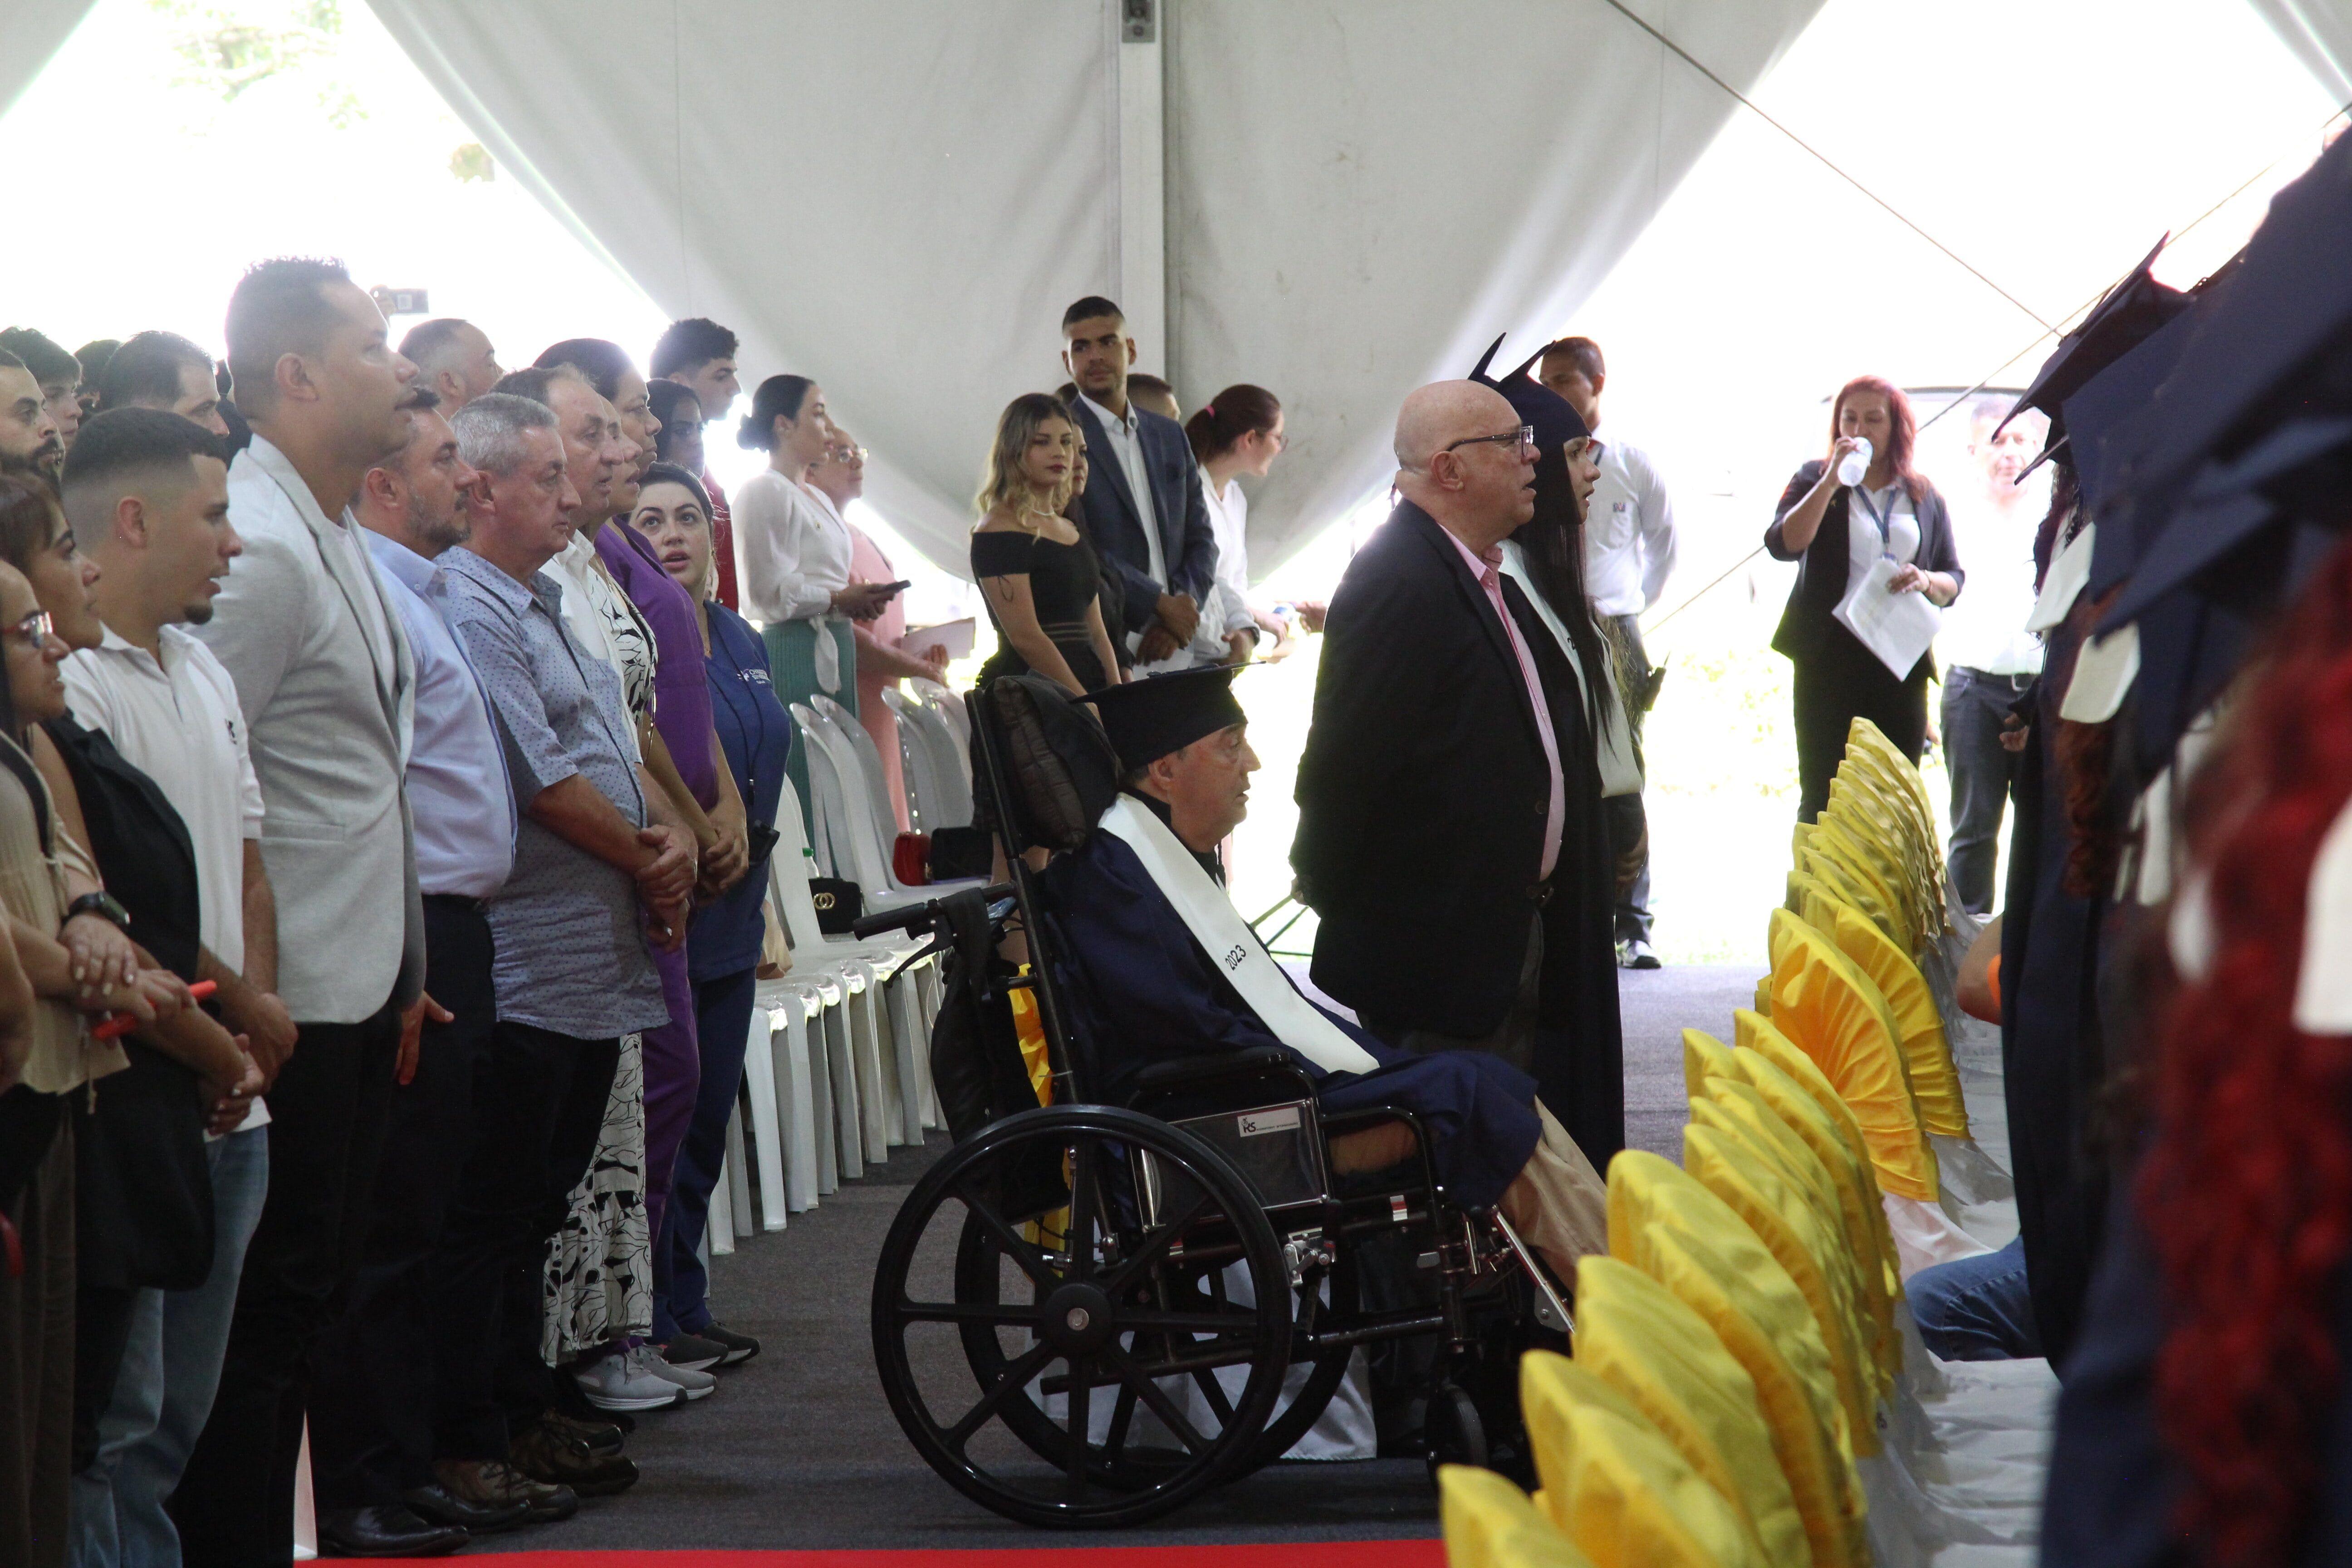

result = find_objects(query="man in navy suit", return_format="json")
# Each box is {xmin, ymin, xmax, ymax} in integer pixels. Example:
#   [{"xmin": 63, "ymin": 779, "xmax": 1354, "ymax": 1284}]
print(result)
[{"xmin": 1058, "ymin": 297, "xmax": 1218, "ymax": 667}]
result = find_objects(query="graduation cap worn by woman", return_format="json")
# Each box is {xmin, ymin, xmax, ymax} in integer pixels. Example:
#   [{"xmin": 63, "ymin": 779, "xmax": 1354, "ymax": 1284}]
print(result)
[{"xmin": 1035, "ymin": 662, "xmax": 1607, "ymax": 1285}]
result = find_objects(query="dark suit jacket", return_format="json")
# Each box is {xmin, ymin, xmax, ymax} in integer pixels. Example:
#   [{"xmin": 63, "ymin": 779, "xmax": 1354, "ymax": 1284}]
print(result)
[
  {"xmin": 1293, "ymin": 503, "xmax": 1590, "ymax": 1036},
  {"xmin": 1764, "ymin": 460, "xmax": 1964, "ymax": 679},
  {"xmin": 1068, "ymin": 394, "xmax": 1218, "ymax": 637}
]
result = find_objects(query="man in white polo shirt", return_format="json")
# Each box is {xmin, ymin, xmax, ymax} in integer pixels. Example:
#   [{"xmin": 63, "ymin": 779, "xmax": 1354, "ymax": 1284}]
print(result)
[{"xmin": 56, "ymin": 407, "xmax": 296, "ymax": 1568}]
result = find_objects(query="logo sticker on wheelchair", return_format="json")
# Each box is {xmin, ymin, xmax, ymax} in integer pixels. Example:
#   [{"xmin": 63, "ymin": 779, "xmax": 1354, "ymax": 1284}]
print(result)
[
  {"xmin": 1223, "ymin": 944, "xmax": 1247, "ymax": 970},
  {"xmin": 1238, "ymin": 1106, "xmax": 1300, "ymax": 1137}
]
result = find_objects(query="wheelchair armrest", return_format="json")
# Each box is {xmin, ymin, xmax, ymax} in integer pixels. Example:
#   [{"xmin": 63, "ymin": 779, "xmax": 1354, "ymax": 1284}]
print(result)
[{"xmin": 1132, "ymin": 1045, "xmax": 1292, "ymax": 1100}]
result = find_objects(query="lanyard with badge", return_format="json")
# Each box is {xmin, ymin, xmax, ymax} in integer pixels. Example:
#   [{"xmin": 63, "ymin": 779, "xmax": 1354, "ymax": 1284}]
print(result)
[{"xmin": 1853, "ymin": 484, "xmax": 1901, "ymax": 561}]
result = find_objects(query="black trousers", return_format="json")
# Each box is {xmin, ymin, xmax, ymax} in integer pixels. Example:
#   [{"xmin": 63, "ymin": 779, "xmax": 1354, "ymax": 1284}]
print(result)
[
  {"xmin": 1791, "ymin": 650, "xmax": 1929, "ymax": 823},
  {"xmin": 307, "ymin": 901, "xmax": 496, "ymax": 1509},
  {"xmin": 174, "ymin": 997, "xmax": 401, "ymax": 1568},
  {"xmin": 1941, "ymin": 666, "xmax": 2031, "ymax": 916},
  {"xmin": 435, "ymin": 1021, "xmax": 619, "ymax": 1460}
]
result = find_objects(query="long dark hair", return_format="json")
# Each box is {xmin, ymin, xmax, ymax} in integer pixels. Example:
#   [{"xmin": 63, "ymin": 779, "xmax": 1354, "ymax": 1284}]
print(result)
[
  {"xmin": 647, "ymin": 380, "xmax": 702, "ymax": 465},
  {"xmin": 1185, "ymin": 384, "xmax": 1279, "ymax": 465},
  {"xmin": 1511, "ymin": 452, "xmax": 1617, "ymax": 745},
  {"xmin": 1830, "ymin": 376, "xmax": 1925, "ymax": 504}
]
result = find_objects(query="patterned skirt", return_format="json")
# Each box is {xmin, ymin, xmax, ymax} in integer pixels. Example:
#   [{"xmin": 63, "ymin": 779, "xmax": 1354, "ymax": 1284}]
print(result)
[{"xmin": 543, "ymin": 1030, "xmax": 651, "ymax": 1360}]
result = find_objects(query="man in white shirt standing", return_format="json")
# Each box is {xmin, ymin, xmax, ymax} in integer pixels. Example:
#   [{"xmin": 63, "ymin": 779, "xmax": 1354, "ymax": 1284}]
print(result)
[
  {"xmin": 57, "ymin": 407, "xmax": 294, "ymax": 1568},
  {"xmin": 179, "ymin": 256, "xmax": 436, "ymax": 1564},
  {"xmin": 1539, "ymin": 337, "xmax": 1676, "ymax": 969},
  {"xmin": 1935, "ymin": 397, "xmax": 2050, "ymax": 915}
]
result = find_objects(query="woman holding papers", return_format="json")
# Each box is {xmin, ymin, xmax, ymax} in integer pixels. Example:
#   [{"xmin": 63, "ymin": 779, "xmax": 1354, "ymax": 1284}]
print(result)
[
  {"xmin": 808, "ymin": 430, "xmax": 946, "ymax": 831},
  {"xmin": 1766, "ymin": 375, "xmax": 1964, "ymax": 820}
]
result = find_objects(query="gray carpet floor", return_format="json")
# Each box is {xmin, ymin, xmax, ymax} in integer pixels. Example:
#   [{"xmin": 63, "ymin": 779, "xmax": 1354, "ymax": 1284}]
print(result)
[{"xmin": 462, "ymin": 964, "xmax": 1760, "ymax": 1552}]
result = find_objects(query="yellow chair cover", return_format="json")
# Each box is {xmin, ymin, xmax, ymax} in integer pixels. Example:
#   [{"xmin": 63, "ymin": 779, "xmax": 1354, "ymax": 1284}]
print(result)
[
  {"xmin": 1766, "ymin": 908, "xmax": 1938, "ymax": 1201},
  {"xmin": 1806, "ymin": 897, "xmax": 1968, "ymax": 1138},
  {"xmin": 1791, "ymin": 848, "xmax": 1901, "ymax": 950},
  {"xmin": 1520, "ymin": 1350, "xmax": 1767, "ymax": 1568},
  {"xmin": 1684, "ymin": 1113, "xmax": 1877, "ymax": 1452},
  {"xmin": 1733, "ymin": 1011, "xmax": 1904, "ymax": 1367},
  {"xmin": 1806, "ymin": 815, "xmax": 1918, "ymax": 951},
  {"xmin": 1845, "ymin": 719, "xmax": 1949, "ymax": 925},
  {"xmin": 1574, "ymin": 1255, "xmax": 1812, "ymax": 1568},
  {"xmin": 1440, "ymin": 1463, "xmax": 1597, "ymax": 1568},
  {"xmin": 1823, "ymin": 782, "xmax": 1935, "ymax": 944},
  {"xmin": 1683, "ymin": 1027, "xmax": 1741, "ymax": 1102},
  {"xmin": 1606, "ymin": 1152, "xmax": 1864, "ymax": 1568}
]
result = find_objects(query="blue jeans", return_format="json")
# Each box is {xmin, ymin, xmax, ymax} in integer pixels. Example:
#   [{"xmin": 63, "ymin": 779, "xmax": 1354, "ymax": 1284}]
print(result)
[
  {"xmin": 652, "ymin": 968, "xmax": 758, "ymax": 1341},
  {"xmin": 70, "ymin": 1123, "xmax": 270, "ymax": 1568},
  {"xmin": 1910, "ymin": 1235, "xmax": 2043, "ymax": 1361}
]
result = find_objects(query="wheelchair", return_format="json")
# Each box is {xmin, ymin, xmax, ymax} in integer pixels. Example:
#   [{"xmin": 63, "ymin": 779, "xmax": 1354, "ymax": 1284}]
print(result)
[{"xmin": 857, "ymin": 676, "xmax": 1570, "ymax": 1528}]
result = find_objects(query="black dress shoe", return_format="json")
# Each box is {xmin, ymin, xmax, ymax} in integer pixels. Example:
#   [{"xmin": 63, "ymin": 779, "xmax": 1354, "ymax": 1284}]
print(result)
[
  {"xmin": 402, "ymin": 1480, "xmax": 530, "ymax": 1533},
  {"xmin": 314, "ymin": 1504, "xmax": 469, "ymax": 1558}
]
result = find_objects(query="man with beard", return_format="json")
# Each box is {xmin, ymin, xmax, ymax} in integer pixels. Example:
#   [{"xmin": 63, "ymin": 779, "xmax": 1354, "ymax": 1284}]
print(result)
[
  {"xmin": 0, "ymin": 328, "xmax": 83, "ymax": 457},
  {"xmin": 0, "ymin": 348, "xmax": 65, "ymax": 483},
  {"xmin": 176, "ymin": 257, "xmax": 434, "ymax": 1565},
  {"xmin": 58, "ymin": 407, "xmax": 292, "ymax": 1568}
]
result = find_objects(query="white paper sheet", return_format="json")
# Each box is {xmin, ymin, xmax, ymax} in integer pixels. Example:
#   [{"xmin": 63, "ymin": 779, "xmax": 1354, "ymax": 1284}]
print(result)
[
  {"xmin": 898, "ymin": 618, "xmax": 974, "ymax": 663},
  {"xmin": 1833, "ymin": 555, "xmax": 1945, "ymax": 680}
]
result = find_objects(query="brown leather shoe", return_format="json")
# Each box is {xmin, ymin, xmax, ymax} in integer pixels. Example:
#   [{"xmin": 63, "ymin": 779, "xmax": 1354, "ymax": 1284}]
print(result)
[
  {"xmin": 508, "ymin": 1416, "xmax": 639, "ymax": 1498},
  {"xmin": 431, "ymin": 1458, "xmax": 579, "ymax": 1524},
  {"xmin": 538, "ymin": 1409, "xmax": 625, "ymax": 1456}
]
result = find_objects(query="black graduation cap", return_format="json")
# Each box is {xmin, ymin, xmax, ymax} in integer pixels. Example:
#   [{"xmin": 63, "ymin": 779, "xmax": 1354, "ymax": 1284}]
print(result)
[
  {"xmin": 2110, "ymin": 131, "xmax": 2352, "ymax": 541},
  {"xmin": 1994, "ymin": 236, "xmax": 2188, "ymax": 470},
  {"xmin": 1085, "ymin": 663, "xmax": 1248, "ymax": 771},
  {"xmin": 1467, "ymin": 333, "xmax": 1591, "ymax": 451}
]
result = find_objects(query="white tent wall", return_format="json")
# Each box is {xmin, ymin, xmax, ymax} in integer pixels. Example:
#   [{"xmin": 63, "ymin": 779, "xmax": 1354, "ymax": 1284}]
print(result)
[
  {"xmin": 2253, "ymin": 0, "xmax": 2352, "ymax": 102},
  {"xmin": 1162, "ymin": 0, "xmax": 1822, "ymax": 572},
  {"xmin": 360, "ymin": 0, "xmax": 1121, "ymax": 571},
  {"xmin": 352, "ymin": 0, "xmax": 1825, "ymax": 575},
  {"xmin": 0, "ymin": 2, "xmax": 99, "ymax": 122}
]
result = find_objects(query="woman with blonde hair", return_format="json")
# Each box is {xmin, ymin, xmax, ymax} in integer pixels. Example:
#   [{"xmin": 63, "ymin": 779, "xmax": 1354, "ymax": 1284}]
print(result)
[{"xmin": 969, "ymin": 394, "xmax": 1121, "ymax": 697}]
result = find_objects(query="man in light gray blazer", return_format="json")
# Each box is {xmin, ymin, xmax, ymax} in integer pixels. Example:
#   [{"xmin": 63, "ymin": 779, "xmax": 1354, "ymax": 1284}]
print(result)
[{"xmin": 175, "ymin": 258, "xmax": 447, "ymax": 1565}]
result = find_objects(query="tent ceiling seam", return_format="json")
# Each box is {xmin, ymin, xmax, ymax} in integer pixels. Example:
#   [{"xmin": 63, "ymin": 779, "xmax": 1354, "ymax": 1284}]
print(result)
[{"xmin": 1597, "ymin": 0, "xmax": 2053, "ymax": 332}]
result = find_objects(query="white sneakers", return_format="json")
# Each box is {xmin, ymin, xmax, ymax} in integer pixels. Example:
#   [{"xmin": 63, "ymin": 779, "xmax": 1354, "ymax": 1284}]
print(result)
[{"xmin": 574, "ymin": 1344, "xmax": 715, "ymax": 1411}]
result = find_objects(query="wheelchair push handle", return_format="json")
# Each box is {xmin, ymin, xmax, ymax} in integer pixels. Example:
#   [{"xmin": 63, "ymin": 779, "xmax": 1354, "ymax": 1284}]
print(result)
[{"xmin": 851, "ymin": 883, "xmax": 1016, "ymax": 940}]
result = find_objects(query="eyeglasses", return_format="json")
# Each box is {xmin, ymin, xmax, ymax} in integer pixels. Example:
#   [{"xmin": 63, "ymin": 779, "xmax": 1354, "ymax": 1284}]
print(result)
[
  {"xmin": 831, "ymin": 445, "xmax": 867, "ymax": 463},
  {"xmin": 2, "ymin": 610, "xmax": 54, "ymax": 648},
  {"xmin": 1443, "ymin": 425, "xmax": 1536, "ymax": 459}
]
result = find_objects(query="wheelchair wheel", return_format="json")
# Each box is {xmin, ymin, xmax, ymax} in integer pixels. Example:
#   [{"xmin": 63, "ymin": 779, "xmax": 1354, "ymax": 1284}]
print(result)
[{"xmin": 872, "ymin": 1104, "xmax": 1294, "ymax": 1528}]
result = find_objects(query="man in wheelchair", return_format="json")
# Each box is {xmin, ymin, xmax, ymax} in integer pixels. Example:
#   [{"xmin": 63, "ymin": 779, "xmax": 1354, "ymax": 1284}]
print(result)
[{"xmin": 1036, "ymin": 663, "xmax": 1606, "ymax": 1287}]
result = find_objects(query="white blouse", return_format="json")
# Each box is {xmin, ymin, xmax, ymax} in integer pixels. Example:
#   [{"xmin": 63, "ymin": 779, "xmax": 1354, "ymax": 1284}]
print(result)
[
  {"xmin": 1197, "ymin": 466, "xmax": 1258, "ymax": 640},
  {"xmin": 544, "ymin": 532, "xmax": 651, "ymax": 758},
  {"xmin": 1845, "ymin": 481, "xmax": 1920, "ymax": 579},
  {"xmin": 735, "ymin": 466, "xmax": 855, "ymax": 625}
]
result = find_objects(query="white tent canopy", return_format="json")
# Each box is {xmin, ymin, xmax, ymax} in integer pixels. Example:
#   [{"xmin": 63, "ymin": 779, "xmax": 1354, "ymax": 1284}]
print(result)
[{"xmin": 2, "ymin": 0, "xmax": 1828, "ymax": 575}]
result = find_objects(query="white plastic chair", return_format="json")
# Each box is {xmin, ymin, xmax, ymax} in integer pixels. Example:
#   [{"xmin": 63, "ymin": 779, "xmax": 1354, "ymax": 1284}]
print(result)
[
  {"xmin": 734, "ymin": 995, "xmax": 789, "ymax": 1232},
  {"xmin": 766, "ymin": 782, "xmax": 935, "ymax": 1152},
  {"xmin": 815, "ymin": 695, "xmax": 907, "ymax": 850},
  {"xmin": 755, "ymin": 974, "xmax": 822, "ymax": 1212},
  {"xmin": 909, "ymin": 676, "xmax": 971, "ymax": 758},
  {"xmin": 798, "ymin": 700, "xmax": 988, "ymax": 909},
  {"xmin": 887, "ymin": 686, "xmax": 975, "ymax": 828}
]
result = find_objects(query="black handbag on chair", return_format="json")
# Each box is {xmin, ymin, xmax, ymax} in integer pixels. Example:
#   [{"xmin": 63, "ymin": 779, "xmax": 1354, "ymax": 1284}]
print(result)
[{"xmin": 807, "ymin": 876, "xmax": 864, "ymax": 935}]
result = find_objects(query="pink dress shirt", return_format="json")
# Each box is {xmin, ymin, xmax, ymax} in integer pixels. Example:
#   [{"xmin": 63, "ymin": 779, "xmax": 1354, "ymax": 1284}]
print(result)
[
  {"xmin": 1443, "ymin": 528, "xmax": 1564, "ymax": 880},
  {"xmin": 849, "ymin": 524, "xmax": 911, "ymax": 831}
]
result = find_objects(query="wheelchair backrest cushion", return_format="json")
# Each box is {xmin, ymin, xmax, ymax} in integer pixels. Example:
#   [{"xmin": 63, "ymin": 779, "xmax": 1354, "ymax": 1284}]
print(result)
[
  {"xmin": 1606, "ymin": 1152, "xmax": 1865, "ymax": 1568},
  {"xmin": 1438, "ymin": 1462, "xmax": 1595, "ymax": 1568},
  {"xmin": 1519, "ymin": 1351, "xmax": 1768, "ymax": 1568},
  {"xmin": 1573, "ymin": 1257, "xmax": 1810, "ymax": 1568},
  {"xmin": 990, "ymin": 672, "xmax": 1121, "ymax": 852},
  {"xmin": 1766, "ymin": 909, "xmax": 1939, "ymax": 1203}
]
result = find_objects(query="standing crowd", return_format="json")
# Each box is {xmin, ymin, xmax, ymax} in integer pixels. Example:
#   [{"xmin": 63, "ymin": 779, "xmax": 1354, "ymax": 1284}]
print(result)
[{"xmin": 0, "ymin": 257, "xmax": 1689, "ymax": 1568}]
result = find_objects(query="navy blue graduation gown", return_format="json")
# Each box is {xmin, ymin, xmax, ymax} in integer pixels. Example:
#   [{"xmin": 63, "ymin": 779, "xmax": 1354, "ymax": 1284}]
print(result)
[{"xmin": 1037, "ymin": 823, "xmax": 1542, "ymax": 1209}]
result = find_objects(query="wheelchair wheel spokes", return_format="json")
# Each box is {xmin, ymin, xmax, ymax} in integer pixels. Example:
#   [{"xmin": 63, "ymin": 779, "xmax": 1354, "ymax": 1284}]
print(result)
[{"xmin": 872, "ymin": 1104, "xmax": 1294, "ymax": 1528}]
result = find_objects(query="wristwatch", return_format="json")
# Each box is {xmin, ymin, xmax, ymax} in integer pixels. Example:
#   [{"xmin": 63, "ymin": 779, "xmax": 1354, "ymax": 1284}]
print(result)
[{"xmin": 63, "ymin": 891, "xmax": 132, "ymax": 932}]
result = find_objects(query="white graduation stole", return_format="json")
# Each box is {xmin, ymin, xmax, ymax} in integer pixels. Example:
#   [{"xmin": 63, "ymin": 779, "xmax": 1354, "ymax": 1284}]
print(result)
[{"xmin": 1097, "ymin": 794, "xmax": 1379, "ymax": 1076}]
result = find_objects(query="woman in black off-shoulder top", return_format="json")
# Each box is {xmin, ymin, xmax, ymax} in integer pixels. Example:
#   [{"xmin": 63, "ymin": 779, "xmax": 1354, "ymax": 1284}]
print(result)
[{"xmin": 970, "ymin": 393, "xmax": 1123, "ymax": 696}]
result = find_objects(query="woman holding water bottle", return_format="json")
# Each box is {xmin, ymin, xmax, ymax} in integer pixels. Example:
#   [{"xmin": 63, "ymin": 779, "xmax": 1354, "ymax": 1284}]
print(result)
[{"xmin": 1765, "ymin": 375, "xmax": 1965, "ymax": 820}]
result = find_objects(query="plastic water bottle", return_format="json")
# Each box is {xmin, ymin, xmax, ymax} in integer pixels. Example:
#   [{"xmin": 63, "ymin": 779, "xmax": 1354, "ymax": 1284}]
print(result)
[{"xmin": 1836, "ymin": 437, "xmax": 1872, "ymax": 488}]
